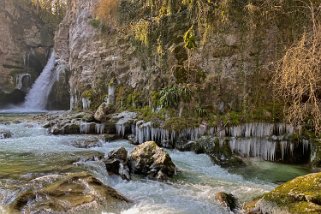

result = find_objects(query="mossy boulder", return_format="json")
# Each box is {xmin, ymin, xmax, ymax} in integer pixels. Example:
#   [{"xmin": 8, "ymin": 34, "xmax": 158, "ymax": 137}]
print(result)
[
  {"xmin": 255, "ymin": 172, "xmax": 321, "ymax": 214},
  {"xmin": 130, "ymin": 141, "xmax": 176, "ymax": 180}
]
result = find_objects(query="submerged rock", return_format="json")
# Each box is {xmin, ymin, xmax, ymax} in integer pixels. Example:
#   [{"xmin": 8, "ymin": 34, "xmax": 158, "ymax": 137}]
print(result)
[
  {"xmin": 215, "ymin": 192, "xmax": 238, "ymax": 211},
  {"xmin": 6, "ymin": 172, "xmax": 130, "ymax": 214},
  {"xmin": 253, "ymin": 172, "xmax": 321, "ymax": 214},
  {"xmin": 0, "ymin": 129, "xmax": 12, "ymax": 139},
  {"xmin": 103, "ymin": 147, "xmax": 130, "ymax": 180},
  {"xmin": 130, "ymin": 141, "xmax": 176, "ymax": 180},
  {"xmin": 71, "ymin": 138, "xmax": 102, "ymax": 148}
]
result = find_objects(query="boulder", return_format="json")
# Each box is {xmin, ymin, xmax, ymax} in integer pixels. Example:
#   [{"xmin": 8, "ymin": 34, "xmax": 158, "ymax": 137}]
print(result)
[
  {"xmin": 6, "ymin": 172, "xmax": 130, "ymax": 213},
  {"xmin": 130, "ymin": 141, "xmax": 176, "ymax": 180},
  {"xmin": 215, "ymin": 192, "xmax": 238, "ymax": 211},
  {"xmin": 0, "ymin": 129, "xmax": 12, "ymax": 139},
  {"xmin": 94, "ymin": 102, "xmax": 113, "ymax": 122},
  {"xmin": 103, "ymin": 147, "xmax": 130, "ymax": 180},
  {"xmin": 254, "ymin": 172, "xmax": 321, "ymax": 214}
]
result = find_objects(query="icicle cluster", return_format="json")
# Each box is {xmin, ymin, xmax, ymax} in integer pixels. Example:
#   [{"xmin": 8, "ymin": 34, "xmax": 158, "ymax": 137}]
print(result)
[
  {"xmin": 127, "ymin": 121, "xmax": 309, "ymax": 161},
  {"xmin": 80, "ymin": 122, "xmax": 105, "ymax": 134}
]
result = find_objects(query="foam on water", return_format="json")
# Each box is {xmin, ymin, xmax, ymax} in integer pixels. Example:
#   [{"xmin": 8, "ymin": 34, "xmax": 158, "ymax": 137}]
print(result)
[
  {"xmin": 89, "ymin": 140, "xmax": 274, "ymax": 214},
  {"xmin": 0, "ymin": 121, "xmax": 304, "ymax": 214}
]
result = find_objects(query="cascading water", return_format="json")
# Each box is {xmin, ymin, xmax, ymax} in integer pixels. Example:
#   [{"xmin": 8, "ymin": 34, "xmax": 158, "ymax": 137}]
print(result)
[
  {"xmin": 23, "ymin": 51, "xmax": 56, "ymax": 110},
  {"xmin": 0, "ymin": 114, "xmax": 310, "ymax": 214}
]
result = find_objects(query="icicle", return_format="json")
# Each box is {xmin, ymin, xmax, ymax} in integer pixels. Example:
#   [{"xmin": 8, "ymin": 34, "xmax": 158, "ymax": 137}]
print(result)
[
  {"xmin": 280, "ymin": 141, "xmax": 288, "ymax": 160},
  {"xmin": 82, "ymin": 98, "xmax": 91, "ymax": 110},
  {"xmin": 95, "ymin": 124, "xmax": 105, "ymax": 134},
  {"xmin": 290, "ymin": 143, "xmax": 294, "ymax": 156},
  {"xmin": 107, "ymin": 84, "xmax": 116, "ymax": 105},
  {"xmin": 70, "ymin": 95, "xmax": 78, "ymax": 110},
  {"xmin": 302, "ymin": 139, "xmax": 309, "ymax": 155},
  {"xmin": 80, "ymin": 122, "xmax": 92, "ymax": 134},
  {"xmin": 116, "ymin": 124, "xmax": 125, "ymax": 136}
]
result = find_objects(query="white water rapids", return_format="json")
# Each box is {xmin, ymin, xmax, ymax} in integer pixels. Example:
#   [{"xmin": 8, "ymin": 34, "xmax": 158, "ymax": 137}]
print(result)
[{"xmin": 0, "ymin": 118, "xmax": 309, "ymax": 214}]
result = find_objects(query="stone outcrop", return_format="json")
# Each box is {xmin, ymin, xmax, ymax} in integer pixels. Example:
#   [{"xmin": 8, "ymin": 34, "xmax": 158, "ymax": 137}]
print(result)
[
  {"xmin": 44, "ymin": 112, "xmax": 114, "ymax": 135},
  {"xmin": 0, "ymin": 0, "xmax": 54, "ymax": 106},
  {"xmin": 130, "ymin": 141, "xmax": 176, "ymax": 180}
]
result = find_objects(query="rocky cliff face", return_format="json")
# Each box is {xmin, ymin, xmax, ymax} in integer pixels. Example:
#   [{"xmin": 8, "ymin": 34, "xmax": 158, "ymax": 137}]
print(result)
[
  {"xmin": 0, "ymin": 0, "xmax": 54, "ymax": 106},
  {"xmin": 54, "ymin": 0, "xmax": 306, "ymax": 116},
  {"xmin": 55, "ymin": 0, "xmax": 143, "ymax": 110}
]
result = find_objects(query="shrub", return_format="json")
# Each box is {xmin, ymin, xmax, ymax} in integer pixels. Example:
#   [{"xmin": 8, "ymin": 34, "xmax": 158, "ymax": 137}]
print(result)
[{"xmin": 95, "ymin": 0, "xmax": 119, "ymax": 26}]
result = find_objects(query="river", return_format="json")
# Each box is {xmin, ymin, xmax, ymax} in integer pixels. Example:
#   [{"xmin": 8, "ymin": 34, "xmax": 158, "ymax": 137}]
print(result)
[{"xmin": 0, "ymin": 113, "xmax": 309, "ymax": 214}]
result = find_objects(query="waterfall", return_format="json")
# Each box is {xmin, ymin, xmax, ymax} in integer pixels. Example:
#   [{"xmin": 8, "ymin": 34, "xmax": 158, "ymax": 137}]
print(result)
[{"xmin": 23, "ymin": 51, "xmax": 56, "ymax": 110}]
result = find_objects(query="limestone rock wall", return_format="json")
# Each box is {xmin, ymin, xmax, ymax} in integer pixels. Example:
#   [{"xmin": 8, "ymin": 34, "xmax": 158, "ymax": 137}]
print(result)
[
  {"xmin": 54, "ymin": 0, "xmax": 294, "ymax": 112},
  {"xmin": 55, "ymin": 0, "xmax": 144, "ymax": 110}
]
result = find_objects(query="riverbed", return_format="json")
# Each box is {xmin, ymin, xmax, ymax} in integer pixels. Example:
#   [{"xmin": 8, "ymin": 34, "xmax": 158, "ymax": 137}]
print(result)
[{"xmin": 0, "ymin": 113, "xmax": 310, "ymax": 213}]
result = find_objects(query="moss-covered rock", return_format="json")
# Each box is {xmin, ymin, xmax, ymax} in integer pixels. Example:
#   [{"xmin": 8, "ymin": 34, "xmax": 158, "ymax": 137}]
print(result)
[
  {"xmin": 130, "ymin": 141, "xmax": 176, "ymax": 180},
  {"xmin": 255, "ymin": 172, "xmax": 321, "ymax": 214}
]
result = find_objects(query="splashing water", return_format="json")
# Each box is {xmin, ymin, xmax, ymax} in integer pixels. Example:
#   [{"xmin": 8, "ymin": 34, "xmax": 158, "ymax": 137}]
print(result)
[
  {"xmin": 23, "ymin": 51, "xmax": 56, "ymax": 110},
  {"xmin": 0, "ymin": 115, "xmax": 310, "ymax": 214}
]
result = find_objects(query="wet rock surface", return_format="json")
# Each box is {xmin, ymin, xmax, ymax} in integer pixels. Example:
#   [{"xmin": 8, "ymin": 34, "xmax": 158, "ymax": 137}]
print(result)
[
  {"xmin": 44, "ymin": 112, "xmax": 113, "ymax": 135},
  {"xmin": 71, "ymin": 138, "xmax": 103, "ymax": 148},
  {"xmin": 130, "ymin": 141, "xmax": 176, "ymax": 180},
  {"xmin": 100, "ymin": 142, "xmax": 177, "ymax": 181},
  {"xmin": 5, "ymin": 172, "xmax": 130, "ymax": 214},
  {"xmin": 103, "ymin": 147, "xmax": 131, "ymax": 180},
  {"xmin": 0, "ymin": 129, "xmax": 12, "ymax": 139},
  {"xmin": 215, "ymin": 192, "xmax": 238, "ymax": 211}
]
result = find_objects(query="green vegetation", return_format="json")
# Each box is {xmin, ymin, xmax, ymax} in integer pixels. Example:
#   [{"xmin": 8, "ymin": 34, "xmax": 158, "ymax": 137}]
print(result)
[{"xmin": 87, "ymin": 0, "xmax": 321, "ymax": 132}]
